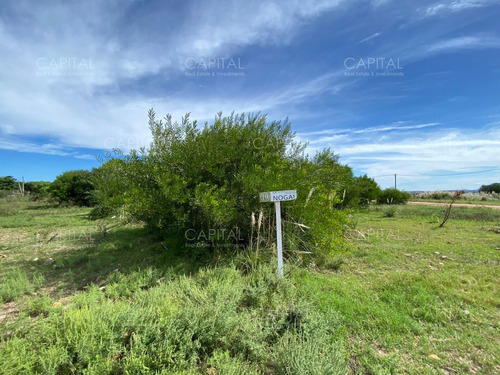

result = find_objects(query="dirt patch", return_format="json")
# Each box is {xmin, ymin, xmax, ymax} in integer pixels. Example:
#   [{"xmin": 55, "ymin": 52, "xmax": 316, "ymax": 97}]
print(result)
[{"xmin": 0, "ymin": 302, "xmax": 19, "ymax": 323}]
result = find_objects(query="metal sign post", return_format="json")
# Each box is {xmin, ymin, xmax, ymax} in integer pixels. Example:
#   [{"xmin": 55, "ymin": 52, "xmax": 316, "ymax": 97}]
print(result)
[{"xmin": 259, "ymin": 190, "xmax": 297, "ymax": 277}]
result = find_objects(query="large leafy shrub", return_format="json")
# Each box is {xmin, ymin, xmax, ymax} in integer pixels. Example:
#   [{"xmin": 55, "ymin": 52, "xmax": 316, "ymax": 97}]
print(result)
[
  {"xmin": 50, "ymin": 170, "xmax": 95, "ymax": 206},
  {"xmin": 93, "ymin": 110, "xmax": 356, "ymax": 256}
]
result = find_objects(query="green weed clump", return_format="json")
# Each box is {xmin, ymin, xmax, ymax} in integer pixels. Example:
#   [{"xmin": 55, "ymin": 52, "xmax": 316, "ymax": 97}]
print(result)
[
  {"xmin": 0, "ymin": 265, "xmax": 347, "ymax": 374},
  {"xmin": 0, "ymin": 270, "xmax": 44, "ymax": 303},
  {"xmin": 382, "ymin": 205, "xmax": 398, "ymax": 218}
]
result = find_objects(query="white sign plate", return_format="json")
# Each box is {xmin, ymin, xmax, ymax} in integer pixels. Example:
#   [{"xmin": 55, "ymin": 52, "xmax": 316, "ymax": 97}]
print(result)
[{"xmin": 260, "ymin": 190, "xmax": 297, "ymax": 202}]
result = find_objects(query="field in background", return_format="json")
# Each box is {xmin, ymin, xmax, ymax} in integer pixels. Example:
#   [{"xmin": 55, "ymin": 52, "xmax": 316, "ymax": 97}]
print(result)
[
  {"xmin": 412, "ymin": 191, "xmax": 500, "ymax": 205},
  {"xmin": 1, "ymin": 198, "xmax": 499, "ymax": 374}
]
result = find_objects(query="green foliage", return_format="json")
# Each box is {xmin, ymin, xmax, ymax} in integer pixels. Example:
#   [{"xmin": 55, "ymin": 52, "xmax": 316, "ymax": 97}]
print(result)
[
  {"xmin": 0, "ymin": 265, "xmax": 347, "ymax": 374},
  {"xmin": 23, "ymin": 295, "xmax": 53, "ymax": 317},
  {"xmin": 345, "ymin": 174, "xmax": 381, "ymax": 206},
  {"xmin": 50, "ymin": 170, "xmax": 95, "ymax": 206},
  {"xmin": 0, "ymin": 176, "xmax": 17, "ymax": 192},
  {"xmin": 382, "ymin": 205, "xmax": 398, "ymax": 217},
  {"xmin": 377, "ymin": 188, "xmax": 412, "ymax": 205},
  {"xmin": 0, "ymin": 270, "xmax": 44, "ymax": 303},
  {"xmin": 24, "ymin": 181, "xmax": 52, "ymax": 200},
  {"xmin": 479, "ymin": 182, "xmax": 500, "ymax": 193},
  {"xmin": 93, "ymin": 110, "xmax": 354, "ymax": 257}
]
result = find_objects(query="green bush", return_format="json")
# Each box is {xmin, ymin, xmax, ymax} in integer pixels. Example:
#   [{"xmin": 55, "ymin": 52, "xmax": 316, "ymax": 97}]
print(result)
[
  {"xmin": 0, "ymin": 176, "xmax": 17, "ymax": 191},
  {"xmin": 93, "ymin": 110, "xmax": 355, "ymax": 258},
  {"xmin": 479, "ymin": 183, "xmax": 500, "ymax": 193},
  {"xmin": 377, "ymin": 188, "xmax": 412, "ymax": 205},
  {"xmin": 50, "ymin": 170, "xmax": 95, "ymax": 206},
  {"xmin": 24, "ymin": 181, "xmax": 52, "ymax": 200},
  {"xmin": 345, "ymin": 174, "xmax": 381, "ymax": 206}
]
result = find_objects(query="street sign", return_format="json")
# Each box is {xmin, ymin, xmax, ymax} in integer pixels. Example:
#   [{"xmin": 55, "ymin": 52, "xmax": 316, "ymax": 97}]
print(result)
[
  {"xmin": 260, "ymin": 190, "xmax": 297, "ymax": 203},
  {"xmin": 259, "ymin": 189, "xmax": 297, "ymax": 277}
]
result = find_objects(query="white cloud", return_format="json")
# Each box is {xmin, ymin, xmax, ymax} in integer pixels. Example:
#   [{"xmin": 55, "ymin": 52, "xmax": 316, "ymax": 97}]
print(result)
[
  {"xmin": 424, "ymin": 0, "xmax": 495, "ymax": 16},
  {"xmin": 301, "ymin": 125, "xmax": 500, "ymax": 190},
  {"xmin": 426, "ymin": 35, "xmax": 500, "ymax": 53},
  {"xmin": 297, "ymin": 122, "xmax": 438, "ymax": 137},
  {"xmin": 357, "ymin": 32, "xmax": 381, "ymax": 44},
  {"xmin": 0, "ymin": 0, "xmax": 350, "ymax": 154}
]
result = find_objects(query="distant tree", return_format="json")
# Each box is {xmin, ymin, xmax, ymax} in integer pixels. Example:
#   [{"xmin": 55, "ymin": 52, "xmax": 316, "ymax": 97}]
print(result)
[
  {"xmin": 50, "ymin": 170, "xmax": 94, "ymax": 206},
  {"xmin": 377, "ymin": 188, "xmax": 412, "ymax": 205},
  {"xmin": 479, "ymin": 183, "xmax": 500, "ymax": 193},
  {"xmin": 24, "ymin": 181, "xmax": 52, "ymax": 200},
  {"xmin": 352, "ymin": 175, "xmax": 381, "ymax": 206},
  {"xmin": 0, "ymin": 176, "xmax": 17, "ymax": 191}
]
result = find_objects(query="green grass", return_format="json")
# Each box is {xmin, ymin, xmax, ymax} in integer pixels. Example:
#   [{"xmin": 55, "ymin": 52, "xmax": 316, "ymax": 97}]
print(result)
[{"xmin": 1, "ymin": 198, "xmax": 499, "ymax": 373}]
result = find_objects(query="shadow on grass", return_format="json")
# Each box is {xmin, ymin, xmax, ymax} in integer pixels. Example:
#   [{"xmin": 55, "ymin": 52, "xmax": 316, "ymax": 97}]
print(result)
[
  {"xmin": 24, "ymin": 202, "xmax": 60, "ymax": 210},
  {"xmin": 13, "ymin": 226, "xmax": 208, "ymax": 297}
]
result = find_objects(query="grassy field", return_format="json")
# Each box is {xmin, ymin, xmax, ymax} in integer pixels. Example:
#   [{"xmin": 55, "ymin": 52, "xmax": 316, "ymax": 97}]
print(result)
[{"xmin": 1, "ymin": 198, "xmax": 499, "ymax": 374}]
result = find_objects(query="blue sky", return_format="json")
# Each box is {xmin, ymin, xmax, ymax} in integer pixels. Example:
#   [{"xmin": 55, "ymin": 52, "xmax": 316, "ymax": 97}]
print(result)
[{"xmin": 1, "ymin": 0, "xmax": 499, "ymax": 191}]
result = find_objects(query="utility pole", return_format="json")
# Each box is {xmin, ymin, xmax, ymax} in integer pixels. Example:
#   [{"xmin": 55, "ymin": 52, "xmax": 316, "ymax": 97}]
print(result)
[
  {"xmin": 18, "ymin": 177, "xmax": 25, "ymax": 197},
  {"xmin": 394, "ymin": 174, "xmax": 397, "ymax": 189}
]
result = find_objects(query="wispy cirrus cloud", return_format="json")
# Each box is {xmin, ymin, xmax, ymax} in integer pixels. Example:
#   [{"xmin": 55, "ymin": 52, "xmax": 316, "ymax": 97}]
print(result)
[
  {"xmin": 426, "ymin": 35, "xmax": 500, "ymax": 53},
  {"xmin": 356, "ymin": 32, "xmax": 381, "ymax": 44},
  {"xmin": 297, "ymin": 122, "xmax": 438, "ymax": 137},
  {"xmin": 301, "ymin": 124, "xmax": 500, "ymax": 190},
  {"xmin": 0, "ymin": 135, "xmax": 94, "ymax": 159},
  {"xmin": 423, "ymin": 0, "xmax": 496, "ymax": 16}
]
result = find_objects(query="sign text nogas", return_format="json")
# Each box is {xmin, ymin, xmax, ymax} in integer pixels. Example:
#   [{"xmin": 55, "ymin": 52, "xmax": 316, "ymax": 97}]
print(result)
[{"xmin": 259, "ymin": 190, "xmax": 297, "ymax": 203}]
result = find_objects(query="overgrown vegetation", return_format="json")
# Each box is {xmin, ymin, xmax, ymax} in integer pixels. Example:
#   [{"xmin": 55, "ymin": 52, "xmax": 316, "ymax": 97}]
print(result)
[
  {"xmin": 0, "ymin": 176, "xmax": 17, "ymax": 192},
  {"xmin": 1, "ymin": 198, "xmax": 499, "ymax": 373},
  {"xmin": 0, "ymin": 269, "xmax": 44, "ymax": 303},
  {"xmin": 25, "ymin": 181, "xmax": 52, "ymax": 200},
  {"xmin": 0, "ymin": 265, "xmax": 346, "ymax": 374},
  {"xmin": 92, "ymin": 110, "xmax": 367, "ymax": 259},
  {"xmin": 50, "ymin": 170, "xmax": 95, "ymax": 207}
]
